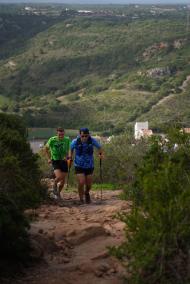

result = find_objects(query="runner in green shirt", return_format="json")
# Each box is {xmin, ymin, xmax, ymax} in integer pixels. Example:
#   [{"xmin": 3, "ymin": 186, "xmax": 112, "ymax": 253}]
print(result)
[{"xmin": 45, "ymin": 127, "xmax": 71, "ymax": 199}]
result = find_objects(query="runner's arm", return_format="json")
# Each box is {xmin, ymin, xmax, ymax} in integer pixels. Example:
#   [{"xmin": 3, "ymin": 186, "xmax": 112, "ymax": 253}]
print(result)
[
  {"xmin": 68, "ymin": 139, "xmax": 76, "ymax": 161},
  {"xmin": 92, "ymin": 138, "xmax": 103, "ymax": 158}
]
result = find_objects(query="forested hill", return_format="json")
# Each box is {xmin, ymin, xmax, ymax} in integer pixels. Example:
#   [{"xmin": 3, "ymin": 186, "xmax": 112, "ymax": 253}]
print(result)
[{"xmin": 0, "ymin": 4, "xmax": 190, "ymax": 134}]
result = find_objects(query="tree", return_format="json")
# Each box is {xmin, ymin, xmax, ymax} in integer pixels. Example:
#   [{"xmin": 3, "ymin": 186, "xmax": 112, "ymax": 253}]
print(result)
[{"xmin": 0, "ymin": 113, "xmax": 44, "ymax": 277}]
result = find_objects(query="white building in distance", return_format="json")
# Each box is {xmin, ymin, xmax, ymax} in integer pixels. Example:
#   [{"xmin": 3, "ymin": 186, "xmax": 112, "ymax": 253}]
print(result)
[{"xmin": 135, "ymin": 121, "xmax": 153, "ymax": 140}]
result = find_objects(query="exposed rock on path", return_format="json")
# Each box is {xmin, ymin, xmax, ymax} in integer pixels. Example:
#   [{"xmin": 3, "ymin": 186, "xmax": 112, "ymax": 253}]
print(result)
[{"xmin": 13, "ymin": 190, "xmax": 131, "ymax": 284}]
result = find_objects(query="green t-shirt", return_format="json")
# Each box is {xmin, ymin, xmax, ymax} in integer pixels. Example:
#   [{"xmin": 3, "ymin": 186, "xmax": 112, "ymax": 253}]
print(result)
[{"xmin": 46, "ymin": 136, "xmax": 70, "ymax": 160}]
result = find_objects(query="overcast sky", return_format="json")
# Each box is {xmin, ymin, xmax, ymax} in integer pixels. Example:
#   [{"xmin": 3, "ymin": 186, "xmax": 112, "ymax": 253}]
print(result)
[{"xmin": 0, "ymin": 0, "xmax": 190, "ymax": 4}]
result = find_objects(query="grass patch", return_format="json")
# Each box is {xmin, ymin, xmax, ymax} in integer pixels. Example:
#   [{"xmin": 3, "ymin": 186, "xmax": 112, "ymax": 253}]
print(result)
[{"xmin": 92, "ymin": 183, "xmax": 117, "ymax": 191}]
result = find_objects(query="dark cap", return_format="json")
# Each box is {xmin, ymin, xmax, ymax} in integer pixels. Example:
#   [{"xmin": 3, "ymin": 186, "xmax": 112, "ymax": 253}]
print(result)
[
  {"xmin": 57, "ymin": 127, "xmax": 64, "ymax": 132},
  {"xmin": 79, "ymin": 127, "xmax": 89, "ymax": 134}
]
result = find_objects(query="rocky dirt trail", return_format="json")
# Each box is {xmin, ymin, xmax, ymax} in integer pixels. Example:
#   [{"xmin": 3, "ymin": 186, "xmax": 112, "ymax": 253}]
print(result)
[{"xmin": 11, "ymin": 186, "xmax": 131, "ymax": 284}]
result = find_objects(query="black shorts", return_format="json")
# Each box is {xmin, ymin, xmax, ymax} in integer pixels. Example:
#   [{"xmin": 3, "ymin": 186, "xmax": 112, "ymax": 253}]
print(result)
[
  {"xmin": 52, "ymin": 160, "xmax": 68, "ymax": 173},
  {"xmin": 75, "ymin": 167, "xmax": 94, "ymax": 176}
]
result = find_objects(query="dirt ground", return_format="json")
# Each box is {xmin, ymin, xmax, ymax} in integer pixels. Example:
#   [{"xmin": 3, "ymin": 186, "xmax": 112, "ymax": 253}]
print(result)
[{"xmin": 5, "ymin": 184, "xmax": 131, "ymax": 284}]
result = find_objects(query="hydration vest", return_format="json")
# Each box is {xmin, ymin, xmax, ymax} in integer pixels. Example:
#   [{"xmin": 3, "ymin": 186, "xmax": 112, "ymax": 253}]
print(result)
[{"xmin": 76, "ymin": 136, "xmax": 93, "ymax": 156}]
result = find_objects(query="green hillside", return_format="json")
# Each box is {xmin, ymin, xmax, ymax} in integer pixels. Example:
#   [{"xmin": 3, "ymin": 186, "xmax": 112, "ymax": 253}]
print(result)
[{"xmin": 0, "ymin": 4, "xmax": 190, "ymax": 133}]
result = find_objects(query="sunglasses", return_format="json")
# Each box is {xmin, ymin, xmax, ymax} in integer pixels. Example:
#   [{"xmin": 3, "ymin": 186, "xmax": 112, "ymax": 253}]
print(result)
[{"xmin": 81, "ymin": 134, "xmax": 89, "ymax": 138}]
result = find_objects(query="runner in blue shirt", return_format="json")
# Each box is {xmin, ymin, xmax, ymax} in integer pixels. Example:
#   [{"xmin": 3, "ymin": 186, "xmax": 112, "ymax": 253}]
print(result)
[{"xmin": 70, "ymin": 128, "xmax": 103, "ymax": 204}]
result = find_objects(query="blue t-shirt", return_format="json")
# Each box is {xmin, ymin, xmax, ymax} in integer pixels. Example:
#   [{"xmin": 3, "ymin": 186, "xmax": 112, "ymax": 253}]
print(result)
[{"xmin": 71, "ymin": 136, "xmax": 101, "ymax": 169}]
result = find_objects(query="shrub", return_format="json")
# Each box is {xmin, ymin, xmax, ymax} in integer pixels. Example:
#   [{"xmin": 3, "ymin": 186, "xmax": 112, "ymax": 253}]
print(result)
[
  {"xmin": 0, "ymin": 113, "xmax": 44, "ymax": 276},
  {"xmin": 112, "ymin": 129, "xmax": 190, "ymax": 284},
  {"xmin": 93, "ymin": 133, "xmax": 149, "ymax": 186}
]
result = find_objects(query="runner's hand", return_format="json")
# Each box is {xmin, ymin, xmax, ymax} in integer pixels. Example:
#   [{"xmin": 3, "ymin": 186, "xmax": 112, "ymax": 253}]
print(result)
[
  {"xmin": 99, "ymin": 153, "xmax": 104, "ymax": 159},
  {"xmin": 67, "ymin": 157, "xmax": 73, "ymax": 167},
  {"xmin": 48, "ymin": 159, "xmax": 52, "ymax": 164}
]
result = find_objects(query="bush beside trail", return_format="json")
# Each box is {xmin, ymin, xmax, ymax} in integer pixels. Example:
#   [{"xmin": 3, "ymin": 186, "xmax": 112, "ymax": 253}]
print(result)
[
  {"xmin": 91, "ymin": 133, "xmax": 148, "ymax": 189},
  {"xmin": 112, "ymin": 129, "xmax": 190, "ymax": 284},
  {"xmin": 0, "ymin": 113, "xmax": 44, "ymax": 277}
]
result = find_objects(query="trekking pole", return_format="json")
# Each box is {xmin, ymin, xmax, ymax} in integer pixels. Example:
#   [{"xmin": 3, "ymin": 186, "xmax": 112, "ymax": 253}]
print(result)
[
  {"xmin": 99, "ymin": 155, "xmax": 103, "ymax": 201},
  {"xmin": 66, "ymin": 159, "xmax": 72, "ymax": 190}
]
